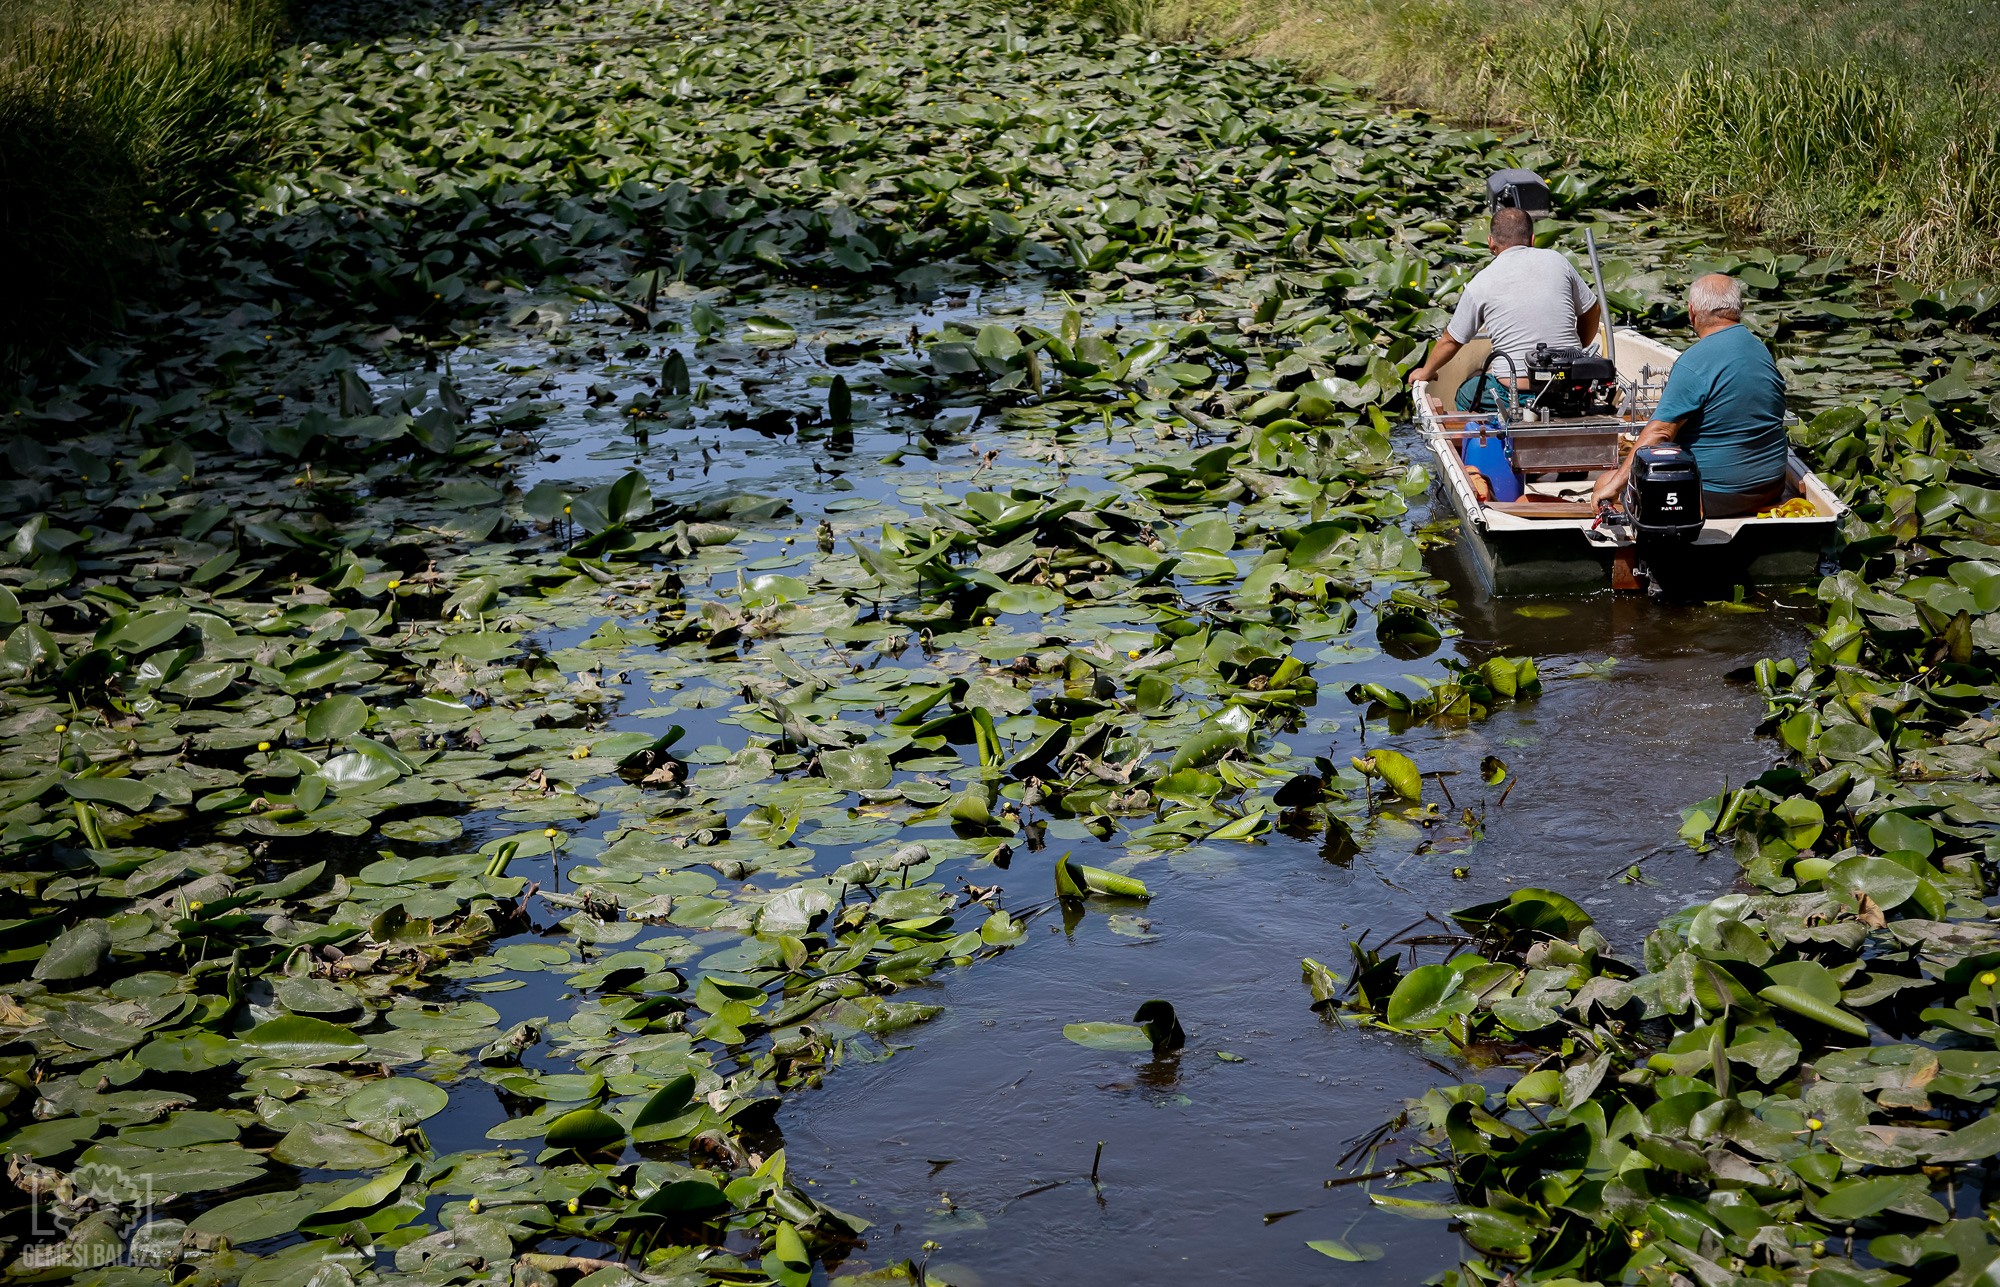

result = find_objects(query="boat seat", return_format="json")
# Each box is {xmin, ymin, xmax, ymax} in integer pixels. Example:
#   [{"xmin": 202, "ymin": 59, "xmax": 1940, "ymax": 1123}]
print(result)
[{"xmin": 1484, "ymin": 501, "xmax": 1600, "ymax": 519}]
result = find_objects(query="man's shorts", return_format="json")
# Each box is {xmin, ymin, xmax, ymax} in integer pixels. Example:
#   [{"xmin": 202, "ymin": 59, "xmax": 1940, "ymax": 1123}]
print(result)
[
  {"xmin": 1701, "ymin": 480, "xmax": 1787, "ymax": 518},
  {"xmin": 1454, "ymin": 374, "xmax": 1520, "ymax": 414}
]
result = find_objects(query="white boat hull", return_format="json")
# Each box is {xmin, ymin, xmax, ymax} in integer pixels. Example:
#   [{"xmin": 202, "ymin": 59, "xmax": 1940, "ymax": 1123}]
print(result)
[{"xmin": 1415, "ymin": 328, "xmax": 1847, "ymax": 596}]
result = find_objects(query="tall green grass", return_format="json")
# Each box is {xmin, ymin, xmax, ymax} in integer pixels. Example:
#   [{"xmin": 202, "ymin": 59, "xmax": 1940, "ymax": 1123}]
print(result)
[
  {"xmin": 1087, "ymin": 0, "xmax": 2000, "ymax": 286},
  {"xmin": 0, "ymin": 0, "xmax": 278, "ymax": 366}
]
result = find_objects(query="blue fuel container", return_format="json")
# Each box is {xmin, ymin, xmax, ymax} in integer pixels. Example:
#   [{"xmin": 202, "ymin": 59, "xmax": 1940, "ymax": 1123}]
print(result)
[{"xmin": 1459, "ymin": 421, "xmax": 1521, "ymax": 501}]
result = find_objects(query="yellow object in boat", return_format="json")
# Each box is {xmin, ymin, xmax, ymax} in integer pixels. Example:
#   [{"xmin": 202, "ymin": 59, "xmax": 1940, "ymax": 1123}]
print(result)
[{"xmin": 1756, "ymin": 497, "xmax": 1818, "ymax": 519}]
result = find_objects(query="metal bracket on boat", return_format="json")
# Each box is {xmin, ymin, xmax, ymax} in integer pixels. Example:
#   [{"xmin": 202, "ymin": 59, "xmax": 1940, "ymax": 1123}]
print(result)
[{"xmin": 1585, "ymin": 501, "xmax": 1636, "ymax": 548}]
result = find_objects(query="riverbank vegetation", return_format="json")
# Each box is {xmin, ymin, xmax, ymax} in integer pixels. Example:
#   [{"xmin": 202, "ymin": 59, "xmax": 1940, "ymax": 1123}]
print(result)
[
  {"xmin": 1087, "ymin": 0, "xmax": 2000, "ymax": 288},
  {"xmin": 0, "ymin": 0, "xmax": 278, "ymax": 363}
]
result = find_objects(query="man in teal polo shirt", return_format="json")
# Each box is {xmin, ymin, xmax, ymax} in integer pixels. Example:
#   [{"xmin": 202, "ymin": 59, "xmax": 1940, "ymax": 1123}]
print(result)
[{"xmin": 1592, "ymin": 273, "xmax": 1789, "ymax": 517}]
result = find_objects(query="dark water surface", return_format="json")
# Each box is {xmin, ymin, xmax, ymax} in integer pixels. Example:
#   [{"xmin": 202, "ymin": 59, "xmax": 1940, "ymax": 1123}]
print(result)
[{"xmin": 768, "ymin": 544, "xmax": 1811, "ymax": 1282}]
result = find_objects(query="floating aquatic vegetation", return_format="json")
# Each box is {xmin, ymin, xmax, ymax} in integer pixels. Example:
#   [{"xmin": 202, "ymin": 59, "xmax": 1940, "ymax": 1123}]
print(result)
[{"xmin": 1064, "ymin": 999, "xmax": 1185, "ymax": 1054}]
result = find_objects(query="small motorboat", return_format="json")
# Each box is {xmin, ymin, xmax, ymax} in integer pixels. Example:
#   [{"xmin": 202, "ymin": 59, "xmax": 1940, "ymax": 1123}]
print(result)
[{"xmin": 1414, "ymin": 325, "xmax": 1847, "ymax": 596}]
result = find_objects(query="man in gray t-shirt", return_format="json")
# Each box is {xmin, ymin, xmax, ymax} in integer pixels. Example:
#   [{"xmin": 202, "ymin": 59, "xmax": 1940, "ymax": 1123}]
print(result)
[{"xmin": 1408, "ymin": 207, "xmax": 1601, "ymax": 412}]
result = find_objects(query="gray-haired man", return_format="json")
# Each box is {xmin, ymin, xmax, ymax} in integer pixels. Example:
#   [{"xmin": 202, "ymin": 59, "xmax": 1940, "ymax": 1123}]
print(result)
[{"xmin": 1591, "ymin": 273, "xmax": 1788, "ymax": 517}]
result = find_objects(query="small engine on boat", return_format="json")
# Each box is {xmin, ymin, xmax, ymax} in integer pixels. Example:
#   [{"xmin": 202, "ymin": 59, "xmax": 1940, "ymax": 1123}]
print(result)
[
  {"xmin": 1486, "ymin": 168, "xmax": 1553, "ymax": 219},
  {"xmin": 1525, "ymin": 342, "xmax": 1619, "ymax": 417},
  {"xmin": 1623, "ymin": 444, "xmax": 1703, "ymax": 543}
]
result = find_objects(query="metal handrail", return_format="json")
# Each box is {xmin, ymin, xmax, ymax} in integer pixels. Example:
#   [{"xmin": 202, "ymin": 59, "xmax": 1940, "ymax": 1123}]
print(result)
[{"xmin": 1585, "ymin": 229, "xmax": 1615, "ymax": 370}]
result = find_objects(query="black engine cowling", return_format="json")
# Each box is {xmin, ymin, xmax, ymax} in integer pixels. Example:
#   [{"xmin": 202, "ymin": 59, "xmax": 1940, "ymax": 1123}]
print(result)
[
  {"xmin": 1486, "ymin": 168, "xmax": 1553, "ymax": 219},
  {"xmin": 1623, "ymin": 444, "xmax": 1703, "ymax": 543}
]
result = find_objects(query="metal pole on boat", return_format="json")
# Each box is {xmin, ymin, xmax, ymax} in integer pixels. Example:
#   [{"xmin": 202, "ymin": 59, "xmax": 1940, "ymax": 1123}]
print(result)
[{"xmin": 1585, "ymin": 229, "xmax": 1615, "ymax": 369}]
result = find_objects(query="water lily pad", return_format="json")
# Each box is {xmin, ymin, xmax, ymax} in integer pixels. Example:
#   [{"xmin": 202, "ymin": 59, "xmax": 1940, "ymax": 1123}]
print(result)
[
  {"xmin": 344, "ymin": 1078, "xmax": 450, "ymax": 1123},
  {"xmin": 1826, "ymin": 854, "xmax": 1920, "ymax": 912},
  {"xmin": 1355, "ymin": 748, "xmax": 1423, "ymax": 801},
  {"xmin": 379, "ymin": 815, "xmax": 463, "ymax": 843},
  {"xmin": 0, "ymin": 1116, "xmax": 102, "ymax": 1159},
  {"xmin": 1384, "ymin": 964, "xmax": 1474, "ymax": 1030},
  {"xmin": 320, "ymin": 749, "xmax": 403, "ymax": 795},
  {"xmin": 314, "ymin": 1158, "xmax": 419, "ymax": 1215},
  {"xmin": 63, "ymin": 775, "xmax": 156, "ymax": 812},
  {"xmin": 1055, "ymin": 857, "xmax": 1149, "ymax": 899},
  {"xmin": 819, "ymin": 746, "xmax": 892, "ymax": 792},
  {"xmin": 303, "ymin": 694, "xmax": 369, "ymax": 741},
  {"xmin": 119, "ymin": 1111, "xmax": 240, "ymax": 1148},
  {"xmin": 633, "ymin": 1073, "xmax": 699, "ymax": 1129},
  {"xmin": 77, "ymin": 1141, "xmax": 266, "ymax": 1195},
  {"xmin": 989, "ymin": 586, "xmax": 1064, "ymax": 616},
  {"xmin": 270, "ymin": 1122, "xmax": 409, "ymax": 1170},
  {"xmin": 241, "ymin": 1015, "xmax": 368, "ymax": 1065},
  {"xmin": 543, "ymin": 1107, "xmax": 625, "ymax": 1152},
  {"xmin": 1062, "ymin": 1022, "xmax": 1154, "ymax": 1051},
  {"xmin": 743, "ymin": 316, "xmax": 797, "ymax": 344},
  {"xmin": 191, "ymin": 1190, "xmax": 327, "ymax": 1242},
  {"xmin": 1866, "ymin": 811, "xmax": 1935, "ymax": 857},
  {"xmin": 33, "ymin": 918, "xmax": 110, "ymax": 980}
]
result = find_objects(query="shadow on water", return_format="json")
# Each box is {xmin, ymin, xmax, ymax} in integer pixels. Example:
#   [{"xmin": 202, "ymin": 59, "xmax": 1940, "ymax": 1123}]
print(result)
[
  {"xmin": 771, "ymin": 530, "xmax": 1813, "ymax": 1284},
  {"xmin": 285, "ymin": 0, "xmax": 555, "ymax": 46}
]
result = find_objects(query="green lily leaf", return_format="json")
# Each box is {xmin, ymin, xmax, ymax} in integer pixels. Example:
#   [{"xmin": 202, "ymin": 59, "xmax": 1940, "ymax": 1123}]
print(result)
[
  {"xmin": 241, "ymin": 1015, "xmax": 368, "ymax": 1065},
  {"xmin": 63, "ymin": 775, "xmax": 155, "ymax": 812},
  {"xmin": 1354, "ymin": 748, "xmax": 1422, "ymax": 800},
  {"xmin": 33, "ymin": 918, "xmax": 110, "ymax": 980},
  {"xmin": 1055, "ymin": 856, "xmax": 1149, "ymax": 899},
  {"xmin": 303, "ymin": 694, "xmax": 369, "ymax": 742},
  {"xmin": 1384, "ymin": 964, "xmax": 1474, "ymax": 1030},
  {"xmin": 1062, "ymin": 1022, "xmax": 1154, "ymax": 1052},
  {"xmin": 1307, "ymin": 1238, "xmax": 1385, "ymax": 1262},
  {"xmin": 314, "ymin": 1158, "xmax": 419, "ymax": 1215},
  {"xmin": 544, "ymin": 1107, "xmax": 625, "ymax": 1152},
  {"xmin": 344, "ymin": 1078, "xmax": 449, "ymax": 1123},
  {"xmin": 743, "ymin": 315, "xmax": 797, "ymax": 344}
]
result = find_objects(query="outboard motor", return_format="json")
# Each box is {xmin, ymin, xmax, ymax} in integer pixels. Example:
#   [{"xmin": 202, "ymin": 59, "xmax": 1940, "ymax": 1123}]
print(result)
[
  {"xmin": 1623, "ymin": 444, "xmax": 1703, "ymax": 545},
  {"xmin": 1486, "ymin": 168, "xmax": 1554, "ymax": 219}
]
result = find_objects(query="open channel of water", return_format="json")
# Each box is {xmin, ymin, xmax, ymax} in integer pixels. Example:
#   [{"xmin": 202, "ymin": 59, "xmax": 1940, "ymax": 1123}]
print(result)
[
  {"xmin": 774, "ymin": 536, "xmax": 1808, "ymax": 1283},
  {"xmin": 377, "ymin": 272, "xmax": 1812, "ymax": 1281}
]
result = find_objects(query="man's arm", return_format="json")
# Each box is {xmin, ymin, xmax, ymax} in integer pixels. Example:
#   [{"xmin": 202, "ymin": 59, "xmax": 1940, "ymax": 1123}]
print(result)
[
  {"xmin": 1591, "ymin": 416, "xmax": 1682, "ymax": 505},
  {"xmin": 1407, "ymin": 332, "xmax": 1464, "ymax": 385},
  {"xmin": 1571, "ymin": 263, "xmax": 1602, "ymax": 350},
  {"xmin": 1578, "ymin": 298, "xmax": 1602, "ymax": 349},
  {"xmin": 1412, "ymin": 274, "xmax": 1487, "ymax": 386}
]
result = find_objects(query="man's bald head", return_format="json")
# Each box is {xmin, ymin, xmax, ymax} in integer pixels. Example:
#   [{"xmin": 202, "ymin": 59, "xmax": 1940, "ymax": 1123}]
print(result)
[
  {"xmin": 1489, "ymin": 207, "xmax": 1534, "ymax": 249},
  {"xmin": 1688, "ymin": 273, "xmax": 1744, "ymax": 322}
]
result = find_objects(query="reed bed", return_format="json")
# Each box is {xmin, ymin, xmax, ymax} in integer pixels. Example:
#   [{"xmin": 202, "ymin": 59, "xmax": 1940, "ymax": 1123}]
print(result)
[
  {"xmin": 0, "ymin": 0, "xmax": 277, "ymax": 365},
  {"xmin": 1084, "ymin": 0, "xmax": 2000, "ymax": 286}
]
